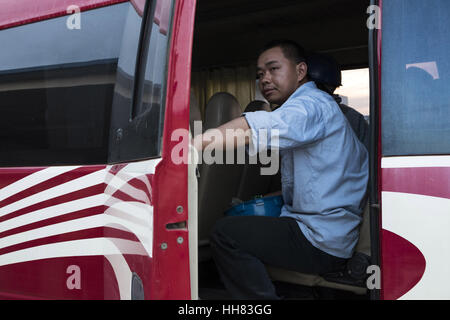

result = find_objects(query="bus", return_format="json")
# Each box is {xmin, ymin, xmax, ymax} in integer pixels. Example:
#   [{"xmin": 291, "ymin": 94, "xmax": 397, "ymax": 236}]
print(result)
[{"xmin": 0, "ymin": 0, "xmax": 448, "ymax": 300}]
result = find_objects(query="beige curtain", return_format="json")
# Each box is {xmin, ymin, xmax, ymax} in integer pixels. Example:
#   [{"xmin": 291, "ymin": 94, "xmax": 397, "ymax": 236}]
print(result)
[{"xmin": 191, "ymin": 65, "xmax": 256, "ymax": 119}]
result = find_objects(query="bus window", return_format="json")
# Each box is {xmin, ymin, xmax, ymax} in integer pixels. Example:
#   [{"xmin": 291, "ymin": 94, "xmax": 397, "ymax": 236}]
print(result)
[
  {"xmin": 109, "ymin": 0, "xmax": 175, "ymax": 163},
  {"xmin": 381, "ymin": 0, "xmax": 450, "ymax": 156},
  {"xmin": 335, "ymin": 68, "xmax": 370, "ymax": 118},
  {"xmin": 0, "ymin": 2, "xmax": 141, "ymax": 167}
]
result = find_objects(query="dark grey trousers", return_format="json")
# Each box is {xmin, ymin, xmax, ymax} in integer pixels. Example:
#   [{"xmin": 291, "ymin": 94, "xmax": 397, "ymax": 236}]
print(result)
[{"xmin": 209, "ymin": 216, "xmax": 347, "ymax": 299}]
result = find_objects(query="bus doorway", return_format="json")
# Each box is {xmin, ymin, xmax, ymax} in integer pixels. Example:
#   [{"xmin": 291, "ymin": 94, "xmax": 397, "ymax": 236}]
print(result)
[{"xmin": 189, "ymin": 0, "xmax": 375, "ymax": 300}]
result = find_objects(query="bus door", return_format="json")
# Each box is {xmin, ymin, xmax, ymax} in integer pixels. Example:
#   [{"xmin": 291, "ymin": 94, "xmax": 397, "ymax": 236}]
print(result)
[
  {"xmin": 0, "ymin": 0, "xmax": 196, "ymax": 300},
  {"xmin": 379, "ymin": 0, "xmax": 450, "ymax": 300},
  {"xmin": 108, "ymin": 0, "xmax": 197, "ymax": 299}
]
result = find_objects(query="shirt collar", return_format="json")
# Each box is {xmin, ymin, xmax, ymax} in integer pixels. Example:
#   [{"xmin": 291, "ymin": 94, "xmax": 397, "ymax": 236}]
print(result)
[
  {"xmin": 284, "ymin": 81, "xmax": 317, "ymax": 104},
  {"xmin": 296, "ymin": 80, "xmax": 317, "ymax": 93}
]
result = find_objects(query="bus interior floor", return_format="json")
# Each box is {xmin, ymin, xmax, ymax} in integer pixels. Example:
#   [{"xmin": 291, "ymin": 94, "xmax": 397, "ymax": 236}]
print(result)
[
  {"xmin": 198, "ymin": 259, "xmax": 318, "ymax": 300},
  {"xmin": 198, "ymin": 259, "xmax": 370, "ymax": 300}
]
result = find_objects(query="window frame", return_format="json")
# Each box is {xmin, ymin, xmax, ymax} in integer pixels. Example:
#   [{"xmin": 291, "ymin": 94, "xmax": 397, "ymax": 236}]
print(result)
[{"xmin": 107, "ymin": 0, "xmax": 176, "ymax": 164}]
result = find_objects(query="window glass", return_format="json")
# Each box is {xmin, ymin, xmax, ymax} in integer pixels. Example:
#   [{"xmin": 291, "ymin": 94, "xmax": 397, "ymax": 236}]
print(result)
[
  {"xmin": 381, "ymin": 0, "xmax": 450, "ymax": 156},
  {"xmin": 335, "ymin": 68, "xmax": 370, "ymax": 118},
  {"xmin": 0, "ymin": 3, "xmax": 139, "ymax": 166},
  {"xmin": 109, "ymin": 0, "xmax": 175, "ymax": 162}
]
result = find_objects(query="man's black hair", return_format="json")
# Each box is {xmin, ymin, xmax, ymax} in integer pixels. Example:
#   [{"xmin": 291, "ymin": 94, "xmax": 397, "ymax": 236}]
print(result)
[{"xmin": 258, "ymin": 39, "xmax": 307, "ymax": 64}]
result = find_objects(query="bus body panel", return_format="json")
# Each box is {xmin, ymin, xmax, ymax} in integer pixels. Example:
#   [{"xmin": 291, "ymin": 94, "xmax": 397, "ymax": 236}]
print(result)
[
  {"xmin": 379, "ymin": 0, "xmax": 450, "ymax": 300},
  {"xmin": 0, "ymin": 162, "xmax": 158, "ymax": 299},
  {"xmin": 381, "ymin": 157, "xmax": 450, "ymax": 299}
]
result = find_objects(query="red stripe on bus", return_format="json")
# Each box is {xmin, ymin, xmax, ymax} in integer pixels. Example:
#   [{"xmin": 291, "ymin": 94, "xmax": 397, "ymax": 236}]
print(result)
[
  {"xmin": 0, "ymin": 0, "xmax": 128, "ymax": 30},
  {"xmin": 0, "ymin": 167, "xmax": 98, "ymax": 209},
  {"xmin": 0, "ymin": 226, "xmax": 141, "ymax": 256},
  {"xmin": 381, "ymin": 229, "xmax": 426, "ymax": 300},
  {"xmin": 0, "ymin": 168, "xmax": 44, "ymax": 190},
  {"xmin": 0, "ymin": 184, "xmax": 105, "ymax": 224},
  {"xmin": 0, "ymin": 206, "xmax": 105, "ymax": 240},
  {"xmin": 382, "ymin": 167, "xmax": 450, "ymax": 199}
]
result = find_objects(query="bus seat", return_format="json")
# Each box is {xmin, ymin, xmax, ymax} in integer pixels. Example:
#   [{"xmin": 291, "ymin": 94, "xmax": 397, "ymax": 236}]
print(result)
[
  {"xmin": 266, "ymin": 201, "xmax": 371, "ymax": 295},
  {"xmin": 197, "ymin": 92, "xmax": 244, "ymax": 259},
  {"xmin": 203, "ymin": 92, "xmax": 242, "ymax": 131},
  {"xmin": 243, "ymin": 100, "xmax": 271, "ymax": 113},
  {"xmin": 236, "ymin": 100, "xmax": 276, "ymax": 201}
]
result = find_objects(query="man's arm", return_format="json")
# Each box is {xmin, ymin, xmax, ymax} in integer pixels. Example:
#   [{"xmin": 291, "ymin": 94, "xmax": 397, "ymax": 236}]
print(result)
[{"xmin": 192, "ymin": 116, "xmax": 251, "ymax": 151}]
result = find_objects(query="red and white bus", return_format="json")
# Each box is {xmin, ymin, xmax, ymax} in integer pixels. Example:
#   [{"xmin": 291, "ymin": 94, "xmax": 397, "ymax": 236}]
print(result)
[{"xmin": 0, "ymin": 0, "xmax": 448, "ymax": 300}]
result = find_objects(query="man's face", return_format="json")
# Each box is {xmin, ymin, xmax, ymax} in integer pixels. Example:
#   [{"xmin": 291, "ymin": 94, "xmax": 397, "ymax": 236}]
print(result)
[{"xmin": 257, "ymin": 46, "xmax": 306, "ymax": 106}]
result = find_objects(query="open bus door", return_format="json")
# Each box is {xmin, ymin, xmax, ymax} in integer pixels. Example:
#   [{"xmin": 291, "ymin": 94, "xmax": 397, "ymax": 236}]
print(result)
[
  {"xmin": 0, "ymin": 0, "xmax": 196, "ymax": 299},
  {"xmin": 377, "ymin": 0, "xmax": 450, "ymax": 299}
]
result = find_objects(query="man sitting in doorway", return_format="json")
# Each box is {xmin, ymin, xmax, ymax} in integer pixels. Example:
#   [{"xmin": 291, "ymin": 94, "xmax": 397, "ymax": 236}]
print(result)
[{"xmin": 192, "ymin": 40, "xmax": 368, "ymax": 300}]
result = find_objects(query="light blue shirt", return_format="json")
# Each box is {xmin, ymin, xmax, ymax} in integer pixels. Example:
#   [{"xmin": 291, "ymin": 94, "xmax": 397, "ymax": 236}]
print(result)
[{"xmin": 244, "ymin": 81, "xmax": 368, "ymax": 259}]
